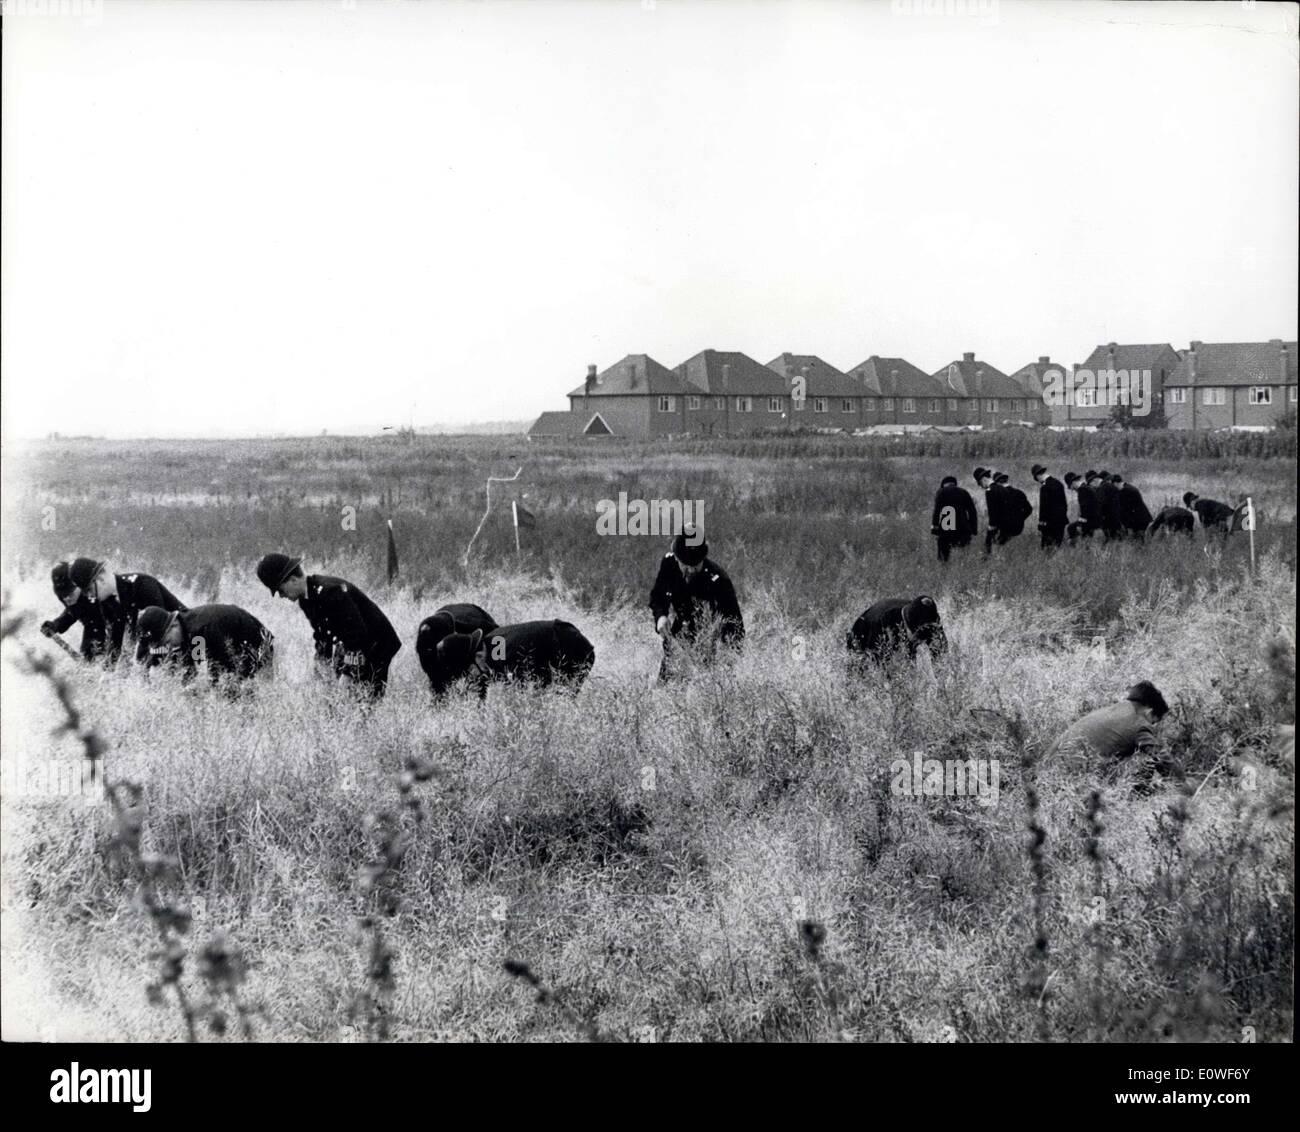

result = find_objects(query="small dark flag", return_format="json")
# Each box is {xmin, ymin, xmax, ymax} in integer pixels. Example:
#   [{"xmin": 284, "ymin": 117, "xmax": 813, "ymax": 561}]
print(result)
[
  {"xmin": 386, "ymin": 519, "xmax": 399, "ymax": 582},
  {"xmin": 514, "ymin": 502, "xmax": 536, "ymax": 530}
]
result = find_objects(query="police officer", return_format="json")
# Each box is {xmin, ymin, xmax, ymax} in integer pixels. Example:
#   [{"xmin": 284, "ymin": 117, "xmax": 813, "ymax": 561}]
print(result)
[
  {"xmin": 42, "ymin": 562, "xmax": 108, "ymax": 660},
  {"xmin": 64, "ymin": 557, "xmax": 188, "ymax": 661},
  {"xmin": 136, "ymin": 604, "xmax": 274, "ymax": 686},
  {"xmin": 930, "ymin": 475, "xmax": 978, "ymax": 562},
  {"xmin": 992, "ymin": 472, "xmax": 1033, "ymax": 548},
  {"xmin": 1095, "ymin": 470, "xmax": 1123, "ymax": 540},
  {"xmin": 1065, "ymin": 472, "xmax": 1101, "ymax": 541},
  {"xmin": 256, "ymin": 553, "xmax": 402, "ymax": 698},
  {"xmin": 974, "ymin": 467, "xmax": 1004, "ymax": 554},
  {"xmin": 1183, "ymin": 491, "xmax": 1242, "ymax": 534},
  {"xmin": 847, "ymin": 596, "xmax": 947, "ymax": 664},
  {"xmin": 1147, "ymin": 506, "xmax": 1196, "ymax": 537},
  {"xmin": 1113, "ymin": 473, "xmax": 1153, "ymax": 540},
  {"xmin": 1032, "ymin": 464, "xmax": 1068, "ymax": 550},
  {"xmin": 648, "ymin": 527, "xmax": 744, "ymax": 682}
]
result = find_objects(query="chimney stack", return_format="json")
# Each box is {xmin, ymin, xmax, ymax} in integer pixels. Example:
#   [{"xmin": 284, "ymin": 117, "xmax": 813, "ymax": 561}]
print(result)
[
  {"xmin": 962, "ymin": 352, "xmax": 975, "ymax": 363},
  {"xmin": 1277, "ymin": 340, "xmax": 1289, "ymax": 384},
  {"xmin": 1038, "ymin": 356, "xmax": 1050, "ymax": 366},
  {"xmin": 1187, "ymin": 343, "xmax": 1199, "ymax": 379},
  {"xmin": 585, "ymin": 364, "xmax": 597, "ymax": 394}
]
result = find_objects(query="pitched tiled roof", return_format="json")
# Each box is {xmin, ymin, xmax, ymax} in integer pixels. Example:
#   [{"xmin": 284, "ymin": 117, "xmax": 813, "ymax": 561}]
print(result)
[
  {"xmin": 1078, "ymin": 343, "xmax": 1178, "ymax": 373},
  {"xmin": 674, "ymin": 350, "xmax": 789, "ymax": 396},
  {"xmin": 766, "ymin": 353, "xmax": 864, "ymax": 398},
  {"xmin": 1167, "ymin": 340, "xmax": 1298, "ymax": 387},
  {"xmin": 566, "ymin": 354, "xmax": 689, "ymax": 397},
  {"xmin": 931, "ymin": 357, "xmax": 1025, "ymax": 399},
  {"xmin": 528, "ymin": 411, "xmax": 578, "ymax": 437},
  {"xmin": 844, "ymin": 356, "xmax": 944, "ymax": 398},
  {"xmin": 1008, "ymin": 357, "xmax": 1071, "ymax": 399}
]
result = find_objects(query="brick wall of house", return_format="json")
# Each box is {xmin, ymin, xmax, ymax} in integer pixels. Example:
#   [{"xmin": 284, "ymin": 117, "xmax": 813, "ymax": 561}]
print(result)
[
  {"xmin": 1166, "ymin": 384, "xmax": 1297, "ymax": 429},
  {"xmin": 568, "ymin": 394, "xmax": 652, "ymax": 436}
]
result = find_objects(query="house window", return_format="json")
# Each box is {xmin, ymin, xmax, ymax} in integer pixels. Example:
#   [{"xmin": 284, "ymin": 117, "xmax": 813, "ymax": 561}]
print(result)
[
  {"xmin": 901, "ymin": 398, "xmax": 916, "ymax": 413},
  {"xmin": 1167, "ymin": 388, "xmax": 1187, "ymax": 404},
  {"xmin": 864, "ymin": 398, "xmax": 877, "ymax": 412},
  {"xmin": 686, "ymin": 395, "xmax": 701, "ymax": 410},
  {"xmin": 658, "ymin": 396, "xmax": 676, "ymax": 413},
  {"xmin": 1076, "ymin": 389, "xmax": 1096, "ymax": 407},
  {"xmin": 928, "ymin": 399, "xmax": 940, "ymax": 413},
  {"xmin": 842, "ymin": 399, "xmax": 856, "ymax": 413},
  {"xmin": 735, "ymin": 396, "xmax": 752, "ymax": 413},
  {"xmin": 1290, "ymin": 386, "xmax": 1298, "ymax": 403},
  {"xmin": 881, "ymin": 398, "xmax": 894, "ymax": 411},
  {"xmin": 1202, "ymin": 388, "xmax": 1226, "ymax": 406},
  {"xmin": 1249, "ymin": 386, "xmax": 1272, "ymax": 405},
  {"xmin": 985, "ymin": 399, "xmax": 998, "ymax": 412},
  {"xmin": 946, "ymin": 398, "xmax": 959, "ymax": 411},
  {"xmin": 714, "ymin": 396, "xmax": 726, "ymax": 410},
  {"xmin": 814, "ymin": 397, "xmax": 828, "ymax": 413},
  {"xmin": 769, "ymin": 396, "xmax": 784, "ymax": 413}
]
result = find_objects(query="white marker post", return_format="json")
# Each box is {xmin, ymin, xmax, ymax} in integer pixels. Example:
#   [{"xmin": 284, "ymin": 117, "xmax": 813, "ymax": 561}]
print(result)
[
  {"xmin": 511, "ymin": 500, "xmax": 522, "ymax": 558},
  {"xmin": 1245, "ymin": 496, "xmax": 1256, "ymax": 575}
]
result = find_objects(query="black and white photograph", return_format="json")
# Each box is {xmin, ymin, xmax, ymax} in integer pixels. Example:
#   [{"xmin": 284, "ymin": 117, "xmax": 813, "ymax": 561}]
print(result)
[{"xmin": 0, "ymin": 0, "xmax": 1295, "ymax": 1096}]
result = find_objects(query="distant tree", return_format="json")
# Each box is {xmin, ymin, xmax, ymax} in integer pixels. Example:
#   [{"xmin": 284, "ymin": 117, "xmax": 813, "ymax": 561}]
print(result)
[{"xmin": 1108, "ymin": 397, "xmax": 1167, "ymax": 430}]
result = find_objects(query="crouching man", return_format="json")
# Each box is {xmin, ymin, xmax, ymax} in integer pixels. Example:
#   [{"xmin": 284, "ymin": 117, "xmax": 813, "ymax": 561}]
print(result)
[
  {"xmin": 43, "ymin": 562, "xmax": 108, "ymax": 661},
  {"xmin": 256, "ymin": 553, "xmax": 401, "ymax": 699},
  {"xmin": 135, "ymin": 604, "xmax": 274, "ymax": 686},
  {"xmin": 1046, "ymin": 680, "xmax": 1174, "ymax": 786},
  {"xmin": 847, "ymin": 596, "xmax": 947, "ymax": 664},
  {"xmin": 415, "ymin": 603, "xmax": 498, "ymax": 696},
  {"xmin": 649, "ymin": 528, "xmax": 744, "ymax": 682},
  {"xmin": 433, "ymin": 619, "xmax": 595, "ymax": 698}
]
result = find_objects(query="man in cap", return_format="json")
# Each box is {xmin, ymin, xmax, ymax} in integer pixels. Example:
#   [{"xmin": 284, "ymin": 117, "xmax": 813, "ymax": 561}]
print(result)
[
  {"xmin": 648, "ymin": 526, "xmax": 744, "ymax": 682},
  {"xmin": 1046, "ymin": 681, "xmax": 1174, "ymax": 784},
  {"xmin": 1183, "ymin": 491, "xmax": 1243, "ymax": 535},
  {"xmin": 136, "ymin": 604, "xmax": 274, "ymax": 686},
  {"xmin": 1095, "ymin": 470, "xmax": 1123, "ymax": 540},
  {"xmin": 930, "ymin": 475, "xmax": 978, "ymax": 562},
  {"xmin": 1032, "ymin": 464, "xmax": 1068, "ymax": 550},
  {"xmin": 256, "ymin": 553, "xmax": 402, "ymax": 698},
  {"xmin": 846, "ymin": 595, "xmax": 947, "ymax": 665},
  {"xmin": 42, "ymin": 562, "xmax": 109, "ymax": 660},
  {"xmin": 64, "ymin": 557, "xmax": 188, "ymax": 661},
  {"xmin": 1113, "ymin": 473, "xmax": 1153, "ymax": 540}
]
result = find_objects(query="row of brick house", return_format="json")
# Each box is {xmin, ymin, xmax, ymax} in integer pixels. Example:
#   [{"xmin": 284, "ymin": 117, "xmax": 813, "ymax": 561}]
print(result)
[{"xmin": 528, "ymin": 339, "xmax": 1298, "ymax": 439}]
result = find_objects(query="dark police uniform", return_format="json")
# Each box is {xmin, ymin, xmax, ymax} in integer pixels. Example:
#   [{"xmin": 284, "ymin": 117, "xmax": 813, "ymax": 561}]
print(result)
[
  {"xmin": 847, "ymin": 597, "xmax": 947, "ymax": 663},
  {"xmin": 1069, "ymin": 481, "xmax": 1102, "ymax": 540},
  {"xmin": 298, "ymin": 575, "xmax": 402, "ymax": 697},
  {"xmin": 416, "ymin": 603, "xmax": 498, "ymax": 695},
  {"xmin": 102, "ymin": 573, "xmax": 189, "ymax": 660},
  {"xmin": 649, "ymin": 553, "xmax": 744, "ymax": 680},
  {"xmin": 137, "ymin": 604, "xmax": 274, "ymax": 684},
  {"xmin": 1147, "ymin": 506, "xmax": 1196, "ymax": 537},
  {"xmin": 930, "ymin": 483, "xmax": 979, "ymax": 562},
  {"xmin": 1096, "ymin": 478, "xmax": 1123, "ymax": 540},
  {"xmin": 43, "ymin": 596, "xmax": 108, "ymax": 660},
  {"xmin": 1118, "ymin": 481, "xmax": 1154, "ymax": 539},
  {"xmin": 1037, "ymin": 475, "xmax": 1069, "ymax": 549}
]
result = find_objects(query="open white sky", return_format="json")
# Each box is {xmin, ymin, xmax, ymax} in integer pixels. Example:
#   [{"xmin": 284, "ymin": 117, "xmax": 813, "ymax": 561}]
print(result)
[{"xmin": 2, "ymin": 0, "xmax": 1297, "ymax": 438}]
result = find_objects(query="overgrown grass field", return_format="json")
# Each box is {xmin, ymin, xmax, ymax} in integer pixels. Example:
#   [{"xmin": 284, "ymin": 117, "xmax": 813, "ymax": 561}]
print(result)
[{"xmin": 1, "ymin": 433, "xmax": 1294, "ymax": 1041}]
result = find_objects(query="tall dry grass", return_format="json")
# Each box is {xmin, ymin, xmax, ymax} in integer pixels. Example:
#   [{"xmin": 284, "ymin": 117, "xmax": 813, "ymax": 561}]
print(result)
[{"xmin": 0, "ymin": 436, "xmax": 1293, "ymax": 1041}]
